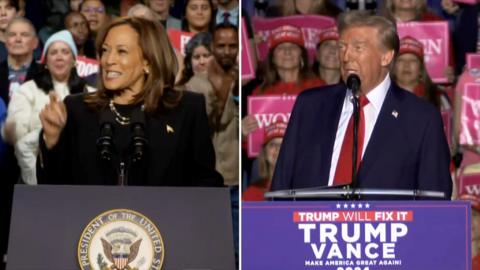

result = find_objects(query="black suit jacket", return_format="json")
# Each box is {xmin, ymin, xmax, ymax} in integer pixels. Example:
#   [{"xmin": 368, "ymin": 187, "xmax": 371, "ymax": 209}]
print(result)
[
  {"xmin": 271, "ymin": 82, "xmax": 452, "ymax": 198},
  {"xmin": 37, "ymin": 91, "xmax": 223, "ymax": 187},
  {"xmin": 0, "ymin": 59, "xmax": 40, "ymax": 105}
]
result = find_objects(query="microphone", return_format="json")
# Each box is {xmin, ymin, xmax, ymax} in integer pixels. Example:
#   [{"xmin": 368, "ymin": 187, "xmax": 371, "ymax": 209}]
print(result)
[
  {"xmin": 130, "ymin": 108, "xmax": 148, "ymax": 163},
  {"xmin": 346, "ymin": 74, "xmax": 361, "ymax": 96},
  {"xmin": 97, "ymin": 110, "xmax": 115, "ymax": 161}
]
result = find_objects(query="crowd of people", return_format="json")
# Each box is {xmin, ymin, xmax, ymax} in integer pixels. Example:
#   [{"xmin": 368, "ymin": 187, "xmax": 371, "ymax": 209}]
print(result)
[
  {"xmin": 241, "ymin": 0, "xmax": 479, "ymax": 266},
  {"xmin": 0, "ymin": 0, "xmax": 239, "ymax": 268}
]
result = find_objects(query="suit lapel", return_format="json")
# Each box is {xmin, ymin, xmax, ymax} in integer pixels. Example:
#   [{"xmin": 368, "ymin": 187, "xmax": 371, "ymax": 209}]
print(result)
[
  {"xmin": 360, "ymin": 84, "xmax": 403, "ymax": 177},
  {"xmin": 319, "ymin": 86, "xmax": 346, "ymax": 181}
]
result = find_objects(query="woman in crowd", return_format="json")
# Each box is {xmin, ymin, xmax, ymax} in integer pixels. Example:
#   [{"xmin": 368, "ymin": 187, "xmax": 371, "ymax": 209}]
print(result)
[
  {"xmin": 177, "ymin": 32, "xmax": 216, "ymax": 125},
  {"xmin": 383, "ymin": 0, "xmax": 455, "ymax": 84},
  {"xmin": 181, "ymin": 0, "xmax": 215, "ymax": 34},
  {"xmin": 177, "ymin": 32, "xmax": 214, "ymax": 87},
  {"xmin": 6, "ymin": 30, "xmax": 92, "ymax": 185},
  {"xmin": 243, "ymin": 121, "xmax": 286, "ymax": 201},
  {"xmin": 242, "ymin": 25, "xmax": 324, "ymax": 137},
  {"xmin": 313, "ymin": 27, "xmax": 341, "ymax": 85},
  {"xmin": 64, "ymin": 11, "xmax": 96, "ymax": 59},
  {"xmin": 392, "ymin": 36, "xmax": 450, "ymax": 110},
  {"xmin": 268, "ymin": 0, "xmax": 341, "ymax": 18},
  {"xmin": 37, "ymin": 17, "xmax": 223, "ymax": 187},
  {"xmin": 382, "ymin": 0, "xmax": 444, "ymax": 22}
]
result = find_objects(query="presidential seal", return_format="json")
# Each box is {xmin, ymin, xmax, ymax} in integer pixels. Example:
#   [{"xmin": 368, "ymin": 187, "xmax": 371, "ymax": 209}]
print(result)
[{"xmin": 78, "ymin": 209, "xmax": 164, "ymax": 270}]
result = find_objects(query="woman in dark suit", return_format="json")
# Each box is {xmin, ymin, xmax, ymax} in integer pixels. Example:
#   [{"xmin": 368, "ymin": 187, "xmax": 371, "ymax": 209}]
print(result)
[{"xmin": 37, "ymin": 16, "xmax": 223, "ymax": 187}]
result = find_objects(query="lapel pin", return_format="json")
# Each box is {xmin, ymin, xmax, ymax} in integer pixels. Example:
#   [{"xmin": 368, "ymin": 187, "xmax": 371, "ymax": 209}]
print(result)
[
  {"xmin": 166, "ymin": 125, "xmax": 174, "ymax": 133},
  {"xmin": 392, "ymin": 110, "xmax": 399, "ymax": 118}
]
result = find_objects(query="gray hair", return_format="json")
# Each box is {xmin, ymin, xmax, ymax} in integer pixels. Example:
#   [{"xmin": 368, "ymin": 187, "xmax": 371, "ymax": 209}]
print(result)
[{"xmin": 6, "ymin": 17, "xmax": 37, "ymax": 37}]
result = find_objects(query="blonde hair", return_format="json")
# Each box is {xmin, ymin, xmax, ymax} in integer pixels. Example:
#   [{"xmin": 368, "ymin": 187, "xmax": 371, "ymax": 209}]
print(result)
[{"xmin": 382, "ymin": 0, "xmax": 427, "ymax": 21}]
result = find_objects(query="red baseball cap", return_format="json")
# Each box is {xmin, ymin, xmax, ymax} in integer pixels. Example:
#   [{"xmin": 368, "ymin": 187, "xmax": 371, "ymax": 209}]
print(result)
[
  {"xmin": 263, "ymin": 121, "xmax": 287, "ymax": 145},
  {"xmin": 317, "ymin": 27, "xmax": 339, "ymax": 48},
  {"xmin": 399, "ymin": 36, "xmax": 424, "ymax": 60},
  {"xmin": 268, "ymin": 25, "xmax": 305, "ymax": 50}
]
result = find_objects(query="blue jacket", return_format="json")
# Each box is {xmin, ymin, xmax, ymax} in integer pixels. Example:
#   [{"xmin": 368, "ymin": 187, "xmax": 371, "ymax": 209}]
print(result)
[{"xmin": 271, "ymin": 81, "xmax": 452, "ymax": 198}]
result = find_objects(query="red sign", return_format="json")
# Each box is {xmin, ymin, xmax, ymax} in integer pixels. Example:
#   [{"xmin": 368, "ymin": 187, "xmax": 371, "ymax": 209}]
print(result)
[
  {"xmin": 167, "ymin": 29, "xmax": 195, "ymax": 55},
  {"xmin": 76, "ymin": 56, "xmax": 98, "ymax": 77},
  {"xmin": 397, "ymin": 21, "xmax": 450, "ymax": 83}
]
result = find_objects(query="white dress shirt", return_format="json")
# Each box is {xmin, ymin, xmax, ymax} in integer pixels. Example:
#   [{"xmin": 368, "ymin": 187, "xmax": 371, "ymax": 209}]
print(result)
[{"xmin": 328, "ymin": 74, "xmax": 391, "ymax": 185}]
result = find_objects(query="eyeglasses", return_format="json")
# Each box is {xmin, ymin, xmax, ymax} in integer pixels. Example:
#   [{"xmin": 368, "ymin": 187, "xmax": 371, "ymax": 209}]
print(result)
[{"xmin": 81, "ymin": 7, "xmax": 105, "ymax": 14}]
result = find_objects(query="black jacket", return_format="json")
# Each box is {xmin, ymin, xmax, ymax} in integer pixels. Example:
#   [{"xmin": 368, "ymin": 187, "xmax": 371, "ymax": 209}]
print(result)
[
  {"xmin": 37, "ymin": 91, "xmax": 224, "ymax": 187},
  {"xmin": 0, "ymin": 59, "xmax": 40, "ymax": 105}
]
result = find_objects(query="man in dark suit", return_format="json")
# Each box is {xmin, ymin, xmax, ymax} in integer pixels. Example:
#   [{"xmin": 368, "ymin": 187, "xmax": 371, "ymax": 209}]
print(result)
[{"xmin": 271, "ymin": 11, "xmax": 452, "ymax": 199}]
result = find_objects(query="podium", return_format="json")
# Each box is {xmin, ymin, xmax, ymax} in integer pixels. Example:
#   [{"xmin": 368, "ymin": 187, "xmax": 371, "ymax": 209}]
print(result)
[
  {"xmin": 243, "ymin": 187, "xmax": 471, "ymax": 270},
  {"xmin": 7, "ymin": 185, "xmax": 235, "ymax": 270},
  {"xmin": 264, "ymin": 186, "xmax": 447, "ymax": 200}
]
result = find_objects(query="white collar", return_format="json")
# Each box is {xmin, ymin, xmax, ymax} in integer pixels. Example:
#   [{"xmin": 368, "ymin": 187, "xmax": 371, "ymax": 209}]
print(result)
[{"xmin": 364, "ymin": 73, "xmax": 390, "ymax": 112}]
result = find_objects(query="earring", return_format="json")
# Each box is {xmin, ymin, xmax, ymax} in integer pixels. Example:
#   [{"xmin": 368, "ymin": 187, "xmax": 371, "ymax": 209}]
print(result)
[
  {"xmin": 300, "ymin": 59, "xmax": 305, "ymax": 69},
  {"xmin": 144, "ymin": 67, "xmax": 150, "ymax": 74}
]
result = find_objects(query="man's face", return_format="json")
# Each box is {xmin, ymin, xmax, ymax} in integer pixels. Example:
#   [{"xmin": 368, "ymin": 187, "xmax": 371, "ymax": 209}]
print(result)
[
  {"xmin": 81, "ymin": 0, "xmax": 107, "ymax": 33},
  {"xmin": 338, "ymin": 26, "xmax": 394, "ymax": 94},
  {"xmin": 65, "ymin": 13, "xmax": 89, "ymax": 46},
  {"xmin": 5, "ymin": 21, "xmax": 38, "ymax": 57},
  {"xmin": 0, "ymin": 0, "xmax": 17, "ymax": 31},
  {"xmin": 212, "ymin": 28, "xmax": 238, "ymax": 72},
  {"xmin": 148, "ymin": 0, "xmax": 171, "ymax": 14}
]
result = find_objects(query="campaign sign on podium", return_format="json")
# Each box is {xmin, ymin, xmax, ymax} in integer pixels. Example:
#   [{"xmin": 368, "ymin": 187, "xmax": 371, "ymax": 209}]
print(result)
[
  {"xmin": 243, "ymin": 201, "xmax": 471, "ymax": 270},
  {"xmin": 7, "ymin": 185, "xmax": 235, "ymax": 270}
]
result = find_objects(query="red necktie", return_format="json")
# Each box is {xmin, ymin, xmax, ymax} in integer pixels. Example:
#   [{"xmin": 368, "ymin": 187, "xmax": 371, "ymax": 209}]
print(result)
[{"xmin": 333, "ymin": 95, "xmax": 369, "ymax": 185}]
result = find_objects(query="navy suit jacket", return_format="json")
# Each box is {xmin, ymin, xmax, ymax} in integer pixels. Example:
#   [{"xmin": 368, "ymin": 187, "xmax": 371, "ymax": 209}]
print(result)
[{"xmin": 271, "ymin": 81, "xmax": 452, "ymax": 198}]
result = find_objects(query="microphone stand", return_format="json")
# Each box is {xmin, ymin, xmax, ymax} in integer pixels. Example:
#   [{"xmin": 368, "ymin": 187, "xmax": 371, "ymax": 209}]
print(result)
[{"xmin": 349, "ymin": 95, "xmax": 360, "ymax": 200}]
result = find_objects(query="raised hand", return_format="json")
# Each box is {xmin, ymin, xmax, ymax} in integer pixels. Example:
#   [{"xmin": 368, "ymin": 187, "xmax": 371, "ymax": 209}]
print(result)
[{"xmin": 39, "ymin": 92, "xmax": 67, "ymax": 149}]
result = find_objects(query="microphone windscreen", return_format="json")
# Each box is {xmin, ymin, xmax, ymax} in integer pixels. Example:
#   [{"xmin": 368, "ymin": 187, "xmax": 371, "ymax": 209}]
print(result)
[{"xmin": 346, "ymin": 74, "xmax": 361, "ymax": 95}]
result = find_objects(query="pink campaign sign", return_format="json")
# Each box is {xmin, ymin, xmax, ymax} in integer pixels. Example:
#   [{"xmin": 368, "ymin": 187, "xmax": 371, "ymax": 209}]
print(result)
[
  {"xmin": 467, "ymin": 53, "xmax": 480, "ymax": 70},
  {"xmin": 397, "ymin": 21, "xmax": 450, "ymax": 83},
  {"xmin": 247, "ymin": 95, "xmax": 297, "ymax": 157},
  {"xmin": 454, "ymin": 0, "xmax": 477, "ymax": 4},
  {"xmin": 460, "ymin": 83, "xmax": 480, "ymax": 145},
  {"xmin": 76, "ymin": 56, "xmax": 98, "ymax": 77},
  {"xmin": 241, "ymin": 18, "xmax": 255, "ymax": 80},
  {"xmin": 251, "ymin": 15, "xmax": 335, "ymax": 63},
  {"xmin": 458, "ymin": 173, "xmax": 480, "ymax": 198}
]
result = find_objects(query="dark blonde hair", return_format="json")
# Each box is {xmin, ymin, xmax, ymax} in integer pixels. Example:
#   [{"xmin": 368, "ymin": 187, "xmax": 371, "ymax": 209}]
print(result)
[
  {"xmin": 382, "ymin": 0, "xmax": 427, "ymax": 22},
  {"xmin": 85, "ymin": 16, "xmax": 182, "ymax": 113},
  {"xmin": 392, "ymin": 55, "xmax": 440, "ymax": 108},
  {"xmin": 258, "ymin": 44, "xmax": 313, "ymax": 93}
]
